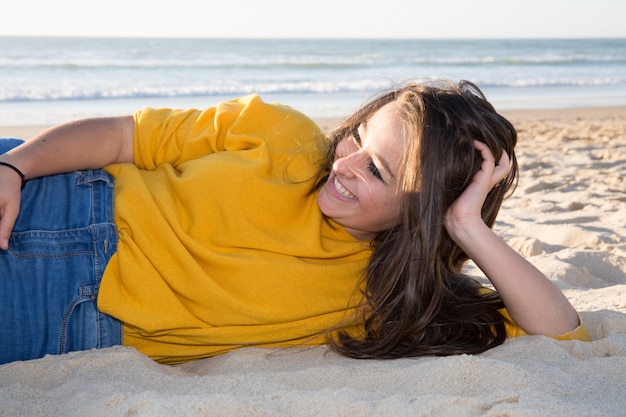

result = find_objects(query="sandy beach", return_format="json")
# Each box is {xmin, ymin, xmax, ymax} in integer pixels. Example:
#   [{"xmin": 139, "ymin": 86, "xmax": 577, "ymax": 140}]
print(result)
[{"xmin": 1, "ymin": 106, "xmax": 625, "ymax": 416}]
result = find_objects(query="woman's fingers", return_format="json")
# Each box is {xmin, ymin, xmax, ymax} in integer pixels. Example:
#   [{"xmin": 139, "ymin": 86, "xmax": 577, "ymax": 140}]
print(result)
[
  {"xmin": 0, "ymin": 172, "xmax": 22, "ymax": 250},
  {"xmin": 494, "ymin": 149, "xmax": 511, "ymax": 183},
  {"xmin": 473, "ymin": 140, "xmax": 510, "ymax": 188},
  {"xmin": 0, "ymin": 204, "xmax": 18, "ymax": 250}
]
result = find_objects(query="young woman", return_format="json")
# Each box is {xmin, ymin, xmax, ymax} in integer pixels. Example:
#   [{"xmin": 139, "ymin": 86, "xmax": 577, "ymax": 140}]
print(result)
[{"xmin": 0, "ymin": 80, "xmax": 588, "ymax": 365}]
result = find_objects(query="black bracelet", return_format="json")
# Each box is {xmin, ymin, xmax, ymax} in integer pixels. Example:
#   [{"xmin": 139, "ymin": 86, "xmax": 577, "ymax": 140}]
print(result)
[{"xmin": 0, "ymin": 161, "xmax": 26, "ymax": 189}]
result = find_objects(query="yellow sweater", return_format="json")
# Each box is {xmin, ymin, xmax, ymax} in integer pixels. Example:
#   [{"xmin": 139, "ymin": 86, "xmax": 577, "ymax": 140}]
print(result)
[
  {"xmin": 100, "ymin": 95, "xmax": 373, "ymax": 363},
  {"xmin": 100, "ymin": 94, "xmax": 589, "ymax": 364}
]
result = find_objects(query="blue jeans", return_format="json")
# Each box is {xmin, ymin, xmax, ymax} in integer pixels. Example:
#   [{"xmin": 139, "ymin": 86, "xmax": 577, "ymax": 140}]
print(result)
[{"xmin": 0, "ymin": 138, "xmax": 122, "ymax": 364}]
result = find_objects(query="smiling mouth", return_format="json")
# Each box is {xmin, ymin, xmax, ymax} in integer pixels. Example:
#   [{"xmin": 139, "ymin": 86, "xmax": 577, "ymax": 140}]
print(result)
[{"xmin": 333, "ymin": 176, "xmax": 357, "ymax": 200}]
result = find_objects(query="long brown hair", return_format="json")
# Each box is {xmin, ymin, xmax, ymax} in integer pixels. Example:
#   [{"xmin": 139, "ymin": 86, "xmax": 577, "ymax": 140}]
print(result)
[{"xmin": 320, "ymin": 80, "xmax": 519, "ymax": 358}]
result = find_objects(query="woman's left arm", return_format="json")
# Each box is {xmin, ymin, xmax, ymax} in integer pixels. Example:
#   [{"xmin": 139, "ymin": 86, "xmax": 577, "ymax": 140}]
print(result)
[{"xmin": 444, "ymin": 141, "xmax": 580, "ymax": 336}]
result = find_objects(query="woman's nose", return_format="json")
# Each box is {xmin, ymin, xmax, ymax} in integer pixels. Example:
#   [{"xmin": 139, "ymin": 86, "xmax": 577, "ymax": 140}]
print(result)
[{"xmin": 333, "ymin": 151, "xmax": 364, "ymax": 178}]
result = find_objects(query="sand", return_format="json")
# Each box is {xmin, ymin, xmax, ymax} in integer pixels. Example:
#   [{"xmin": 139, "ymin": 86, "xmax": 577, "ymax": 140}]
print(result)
[{"xmin": 1, "ymin": 107, "xmax": 625, "ymax": 416}]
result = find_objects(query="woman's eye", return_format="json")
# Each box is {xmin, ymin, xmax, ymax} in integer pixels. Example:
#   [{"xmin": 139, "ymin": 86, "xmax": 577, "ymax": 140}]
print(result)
[
  {"xmin": 369, "ymin": 162, "xmax": 384, "ymax": 181},
  {"xmin": 349, "ymin": 123, "xmax": 384, "ymax": 183}
]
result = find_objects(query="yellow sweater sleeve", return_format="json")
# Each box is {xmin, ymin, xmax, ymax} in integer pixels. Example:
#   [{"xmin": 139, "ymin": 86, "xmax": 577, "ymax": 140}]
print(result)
[
  {"xmin": 501, "ymin": 308, "xmax": 590, "ymax": 341},
  {"xmin": 131, "ymin": 95, "xmax": 324, "ymax": 169},
  {"xmin": 476, "ymin": 286, "xmax": 589, "ymax": 341}
]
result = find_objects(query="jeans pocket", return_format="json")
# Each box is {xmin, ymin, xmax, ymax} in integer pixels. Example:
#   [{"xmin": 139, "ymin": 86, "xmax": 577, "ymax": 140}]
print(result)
[
  {"xmin": 60, "ymin": 284, "xmax": 121, "ymax": 354},
  {"xmin": 9, "ymin": 228, "xmax": 94, "ymax": 258}
]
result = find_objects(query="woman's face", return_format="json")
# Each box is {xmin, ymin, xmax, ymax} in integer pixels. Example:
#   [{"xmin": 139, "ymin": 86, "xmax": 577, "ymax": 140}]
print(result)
[{"xmin": 317, "ymin": 101, "xmax": 408, "ymax": 240}]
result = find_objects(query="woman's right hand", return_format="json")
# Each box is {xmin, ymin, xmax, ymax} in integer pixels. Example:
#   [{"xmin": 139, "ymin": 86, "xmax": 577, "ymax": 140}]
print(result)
[
  {"xmin": 444, "ymin": 140, "xmax": 510, "ymax": 241},
  {"xmin": 0, "ymin": 164, "xmax": 23, "ymax": 250}
]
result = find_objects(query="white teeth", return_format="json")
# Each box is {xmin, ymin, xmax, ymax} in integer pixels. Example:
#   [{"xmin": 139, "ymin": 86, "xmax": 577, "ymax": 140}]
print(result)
[{"xmin": 334, "ymin": 176, "xmax": 357, "ymax": 200}]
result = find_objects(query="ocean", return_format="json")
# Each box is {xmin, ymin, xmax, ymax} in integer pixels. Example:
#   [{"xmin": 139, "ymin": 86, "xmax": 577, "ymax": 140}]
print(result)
[{"xmin": 1, "ymin": 37, "xmax": 625, "ymax": 126}]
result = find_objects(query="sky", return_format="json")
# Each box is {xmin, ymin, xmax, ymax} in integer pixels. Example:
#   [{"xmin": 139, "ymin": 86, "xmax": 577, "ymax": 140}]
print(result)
[{"xmin": 2, "ymin": 0, "xmax": 625, "ymax": 39}]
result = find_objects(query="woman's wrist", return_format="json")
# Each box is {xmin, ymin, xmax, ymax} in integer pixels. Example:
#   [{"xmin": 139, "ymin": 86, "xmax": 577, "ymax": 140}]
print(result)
[
  {"xmin": 445, "ymin": 215, "xmax": 490, "ymax": 248},
  {"xmin": 0, "ymin": 161, "xmax": 26, "ymax": 188}
]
